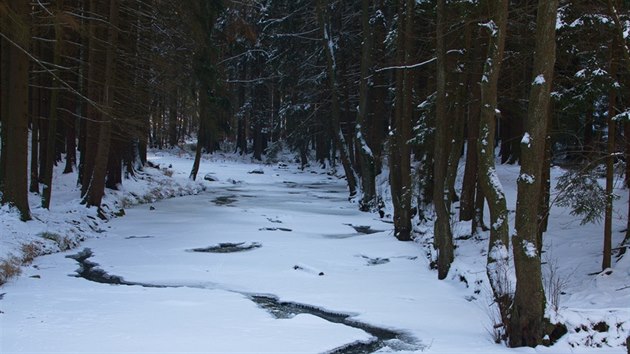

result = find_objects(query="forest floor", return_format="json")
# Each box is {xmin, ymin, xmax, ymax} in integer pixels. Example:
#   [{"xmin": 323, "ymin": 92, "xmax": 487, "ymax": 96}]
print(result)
[{"xmin": 0, "ymin": 148, "xmax": 629, "ymax": 353}]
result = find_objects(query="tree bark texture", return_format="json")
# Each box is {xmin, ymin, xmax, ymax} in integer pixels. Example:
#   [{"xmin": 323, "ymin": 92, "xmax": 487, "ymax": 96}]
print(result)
[
  {"xmin": 190, "ymin": 85, "xmax": 208, "ymax": 181},
  {"xmin": 461, "ymin": 22, "xmax": 485, "ymax": 224},
  {"xmin": 510, "ymin": 0, "xmax": 558, "ymax": 347},
  {"xmin": 42, "ymin": 2, "xmax": 64, "ymax": 209},
  {"xmin": 356, "ymin": 0, "xmax": 377, "ymax": 211},
  {"xmin": 316, "ymin": 0, "xmax": 358, "ymax": 199},
  {"xmin": 0, "ymin": 0, "xmax": 32, "ymax": 221},
  {"xmin": 389, "ymin": 0, "xmax": 414, "ymax": 241},
  {"xmin": 434, "ymin": 0, "xmax": 454, "ymax": 279},
  {"xmin": 602, "ymin": 37, "xmax": 618, "ymax": 271},
  {"xmin": 477, "ymin": 0, "xmax": 511, "ymax": 329},
  {"xmin": 83, "ymin": 0, "xmax": 119, "ymax": 210}
]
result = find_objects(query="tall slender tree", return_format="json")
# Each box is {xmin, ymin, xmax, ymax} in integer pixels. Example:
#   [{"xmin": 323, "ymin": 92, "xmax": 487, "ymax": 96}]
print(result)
[
  {"xmin": 316, "ymin": 0, "xmax": 358, "ymax": 198},
  {"xmin": 434, "ymin": 0, "xmax": 454, "ymax": 279},
  {"xmin": 389, "ymin": 0, "xmax": 414, "ymax": 241},
  {"xmin": 82, "ymin": 0, "xmax": 120, "ymax": 210},
  {"xmin": 187, "ymin": 0, "xmax": 223, "ymax": 181},
  {"xmin": 356, "ymin": 0, "xmax": 377, "ymax": 211},
  {"xmin": 477, "ymin": 0, "xmax": 511, "ymax": 329},
  {"xmin": 41, "ymin": 0, "xmax": 65, "ymax": 209},
  {"xmin": 602, "ymin": 35, "xmax": 618, "ymax": 271},
  {"xmin": 0, "ymin": 0, "xmax": 32, "ymax": 221},
  {"xmin": 510, "ymin": 0, "xmax": 558, "ymax": 346}
]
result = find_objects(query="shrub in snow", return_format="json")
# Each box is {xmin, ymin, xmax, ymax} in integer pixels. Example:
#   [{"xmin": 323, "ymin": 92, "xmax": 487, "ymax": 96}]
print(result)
[
  {"xmin": 20, "ymin": 242, "xmax": 43, "ymax": 264},
  {"xmin": 0, "ymin": 255, "xmax": 22, "ymax": 286},
  {"xmin": 264, "ymin": 141, "xmax": 283, "ymax": 164},
  {"xmin": 555, "ymin": 169, "xmax": 612, "ymax": 225},
  {"xmin": 39, "ymin": 232, "xmax": 76, "ymax": 251}
]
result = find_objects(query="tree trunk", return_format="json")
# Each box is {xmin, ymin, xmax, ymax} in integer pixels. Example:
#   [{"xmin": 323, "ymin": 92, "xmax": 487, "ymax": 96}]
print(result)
[
  {"xmin": 389, "ymin": 0, "xmax": 414, "ymax": 241},
  {"xmin": 30, "ymin": 68, "xmax": 40, "ymax": 194},
  {"xmin": 253, "ymin": 117, "xmax": 263, "ymax": 161},
  {"xmin": 434, "ymin": 0, "xmax": 454, "ymax": 279},
  {"xmin": 445, "ymin": 7, "xmax": 472, "ymax": 209},
  {"xmin": 510, "ymin": 0, "xmax": 558, "ymax": 347},
  {"xmin": 84, "ymin": 0, "xmax": 119, "ymax": 210},
  {"xmin": 190, "ymin": 87, "xmax": 207, "ymax": 181},
  {"xmin": 63, "ymin": 115, "xmax": 76, "ymax": 174},
  {"xmin": 370, "ymin": 0, "xmax": 387, "ymax": 175},
  {"xmin": 38, "ymin": 75, "xmax": 49, "ymax": 186},
  {"xmin": 478, "ymin": 0, "xmax": 510, "ymax": 331},
  {"xmin": 106, "ymin": 143, "xmax": 122, "ymax": 190},
  {"xmin": 356, "ymin": 0, "xmax": 377, "ymax": 211},
  {"xmin": 62, "ymin": 11, "xmax": 79, "ymax": 175},
  {"xmin": 608, "ymin": 2, "xmax": 628, "ymax": 240},
  {"xmin": 316, "ymin": 0, "xmax": 358, "ymax": 199},
  {"xmin": 472, "ymin": 183, "xmax": 487, "ymax": 234},
  {"xmin": 461, "ymin": 23, "xmax": 485, "ymax": 222},
  {"xmin": 81, "ymin": 0, "xmax": 103, "ymax": 198},
  {"xmin": 537, "ymin": 111, "xmax": 553, "ymax": 249},
  {"xmin": 42, "ymin": 6, "xmax": 64, "ymax": 209},
  {"xmin": 0, "ymin": 15, "xmax": 7, "ymax": 192},
  {"xmin": 168, "ymin": 93, "xmax": 178, "ymax": 147},
  {"xmin": 0, "ymin": 0, "xmax": 32, "ymax": 221},
  {"xmin": 603, "ymin": 36, "xmax": 618, "ymax": 271}
]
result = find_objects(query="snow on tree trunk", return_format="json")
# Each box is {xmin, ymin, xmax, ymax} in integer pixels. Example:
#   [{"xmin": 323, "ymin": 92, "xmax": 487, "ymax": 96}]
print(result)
[
  {"xmin": 477, "ymin": 0, "xmax": 511, "ymax": 335},
  {"xmin": 356, "ymin": 0, "xmax": 377, "ymax": 211},
  {"xmin": 316, "ymin": 0, "xmax": 358, "ymax": 199},
  {"xmin": 389, "ymin": 0, "xmax": 414, "ymax": 242},
  {"xmin": 510, "ymin": 0, "xmax": 558, "ymax": 347}
]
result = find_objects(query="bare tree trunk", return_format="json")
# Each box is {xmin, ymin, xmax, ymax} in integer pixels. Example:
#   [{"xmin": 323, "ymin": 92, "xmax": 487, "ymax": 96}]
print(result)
[
  {"xmin": 477, "ymin": 0, "xmax": 510, "ymax": 331},
  {"xmin": 537, "ymin": 111, "xmax": 553, "ymax": 250},
  {"xmin": 189, "ymin": 141, "xmax": 203, "ymax": 181},
  {"xmin": 81, "ymin": 0, "xmax": 102, "ymax": 198},
  {"xmin": 190, "ymin": 87, "xmax": 206, "ymax": 181},
  {"xmin": 168, "ymin": 93, "xmax": 178, "ymax": 147},
  {"xmin": 106, "ymin": 142, "xmax": 122, "ymax": 190},
  {"xmin": 510, "ymin": 0, "xmax": 558, "ymax": 347},
  {"xmin": 84, "ymin": 0, "xmax": 119, "ymax": 211},
  {"xmin": 187, "ymin": 0, "xmax": 221, "ymax": 178},
  {"xmin": 316, "ymin": 0, "xmax": 358, "ymax": 199},
  {"xmin": 63, "ymin": 12, "xmax": 80, "ymax": 175},
  {"xmin": 42, "ymin": 3, "xmax": 64, "ymax": 209},
  {"xmin": 0, "ymin": 16, "xmax": 7, "ymax": 192},
  {"xmin": 370, "ymin": 0, "xmax": 387, "ymax": 175},
  {"xmin": 356, "ymin": 0, "xmax": 377, "ymax": 211},
  {"xmin": 30, "ymin": 57, "xmax": 40, "ymax": 194},
  {"xmin": 63, "ymin": 115, "xmax": 76, "ymax": 174},
  {"xmin": 434, "ymin": 0, "xmax": 454, "ymax": 279},
  {"xmin": 389, "ymin": 0, "xmax": 414, "ymax": 241},
  {"xmin": 609, "ymin": 2, "xmax": 630, "ymax": 241},
  {"xmin": 461, "ymin": 23, "xmax": 485, "ymax": 223},
  {"xmin": 472, "ymin": 184, "xmax": 487, "ymax": 234},
  {"xmin": 253, "ymin": 114, "xmax": 263, "ymax": 160},
  {"xmin": 603, "ymin": 36, "xmax": 618, "ymax": 271},
  {"xmin": 0, "ymin": 0, "xmax": 32, "ymax": 221}
]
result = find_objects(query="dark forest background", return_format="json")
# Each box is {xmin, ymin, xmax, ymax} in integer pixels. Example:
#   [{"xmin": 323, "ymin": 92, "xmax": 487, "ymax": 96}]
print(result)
[{"xmin": 1, "ymin": 0, "xmax": 629, "ymax": 347}]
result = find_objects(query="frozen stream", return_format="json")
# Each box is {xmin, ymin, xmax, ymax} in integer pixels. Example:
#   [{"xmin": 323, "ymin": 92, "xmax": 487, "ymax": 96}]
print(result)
[
  {"xmin": 0, "ymin": 161, "xmax": 494, "ymax": 353},
  {"xmin": 64, "ymin": 247, "xmax": 417, "ymax": 353}
]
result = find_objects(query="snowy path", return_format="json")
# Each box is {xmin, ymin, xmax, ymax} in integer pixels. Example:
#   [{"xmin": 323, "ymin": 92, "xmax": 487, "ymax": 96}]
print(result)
[{"xmin": 1, "ymin": 159, "xmax": 532, "ymax": 353}]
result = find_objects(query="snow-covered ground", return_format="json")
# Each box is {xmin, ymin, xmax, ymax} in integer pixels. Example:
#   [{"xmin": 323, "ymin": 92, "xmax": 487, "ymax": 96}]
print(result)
[{"xmin": 0, "ymin": 149, "xmax": 628, "ymax": 353}]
